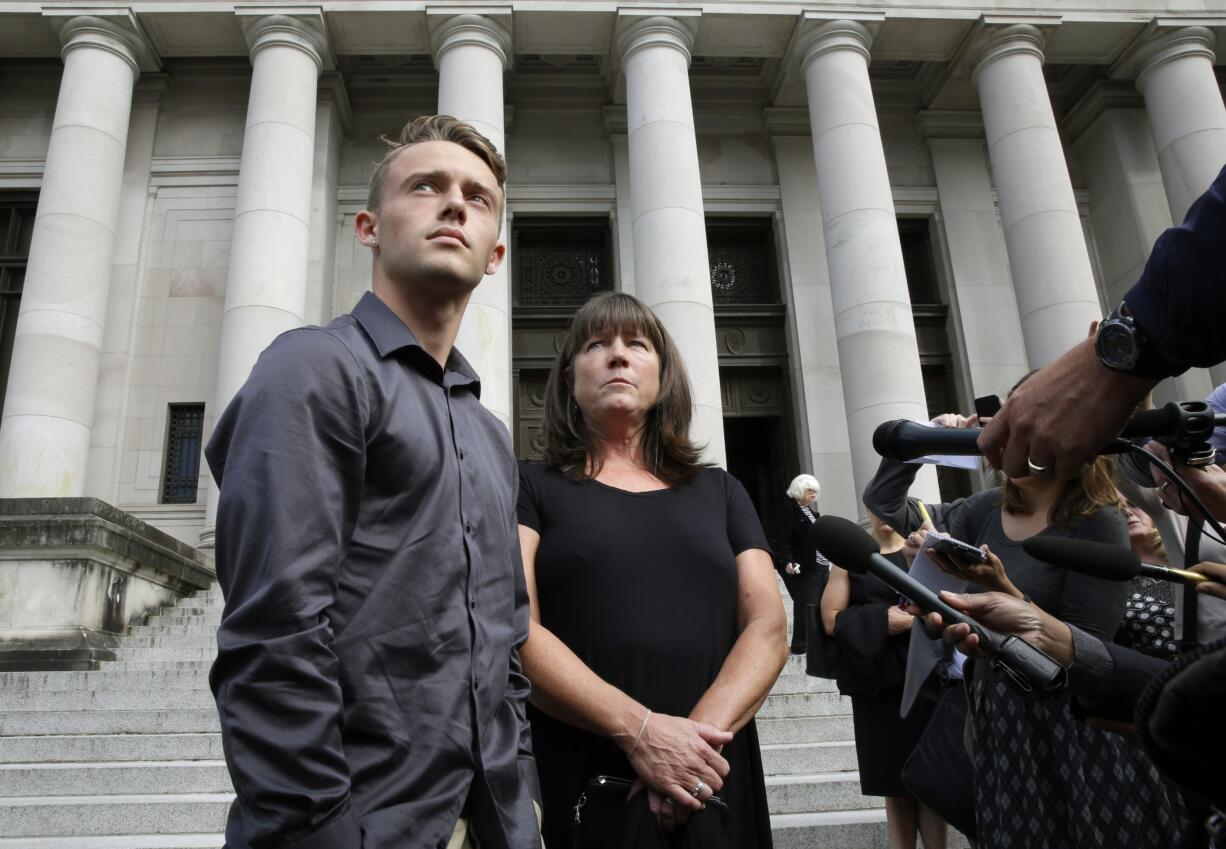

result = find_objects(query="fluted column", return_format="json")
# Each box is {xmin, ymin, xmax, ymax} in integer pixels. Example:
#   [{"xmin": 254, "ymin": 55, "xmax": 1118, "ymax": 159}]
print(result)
[
  {"xmin": 1126, "ymin": 26, "xmax": 1226, "ymax": 388},
  {"xmin": 972, "ymin": 25, "xmax": 1101, "ymax": 369},
  {"xmin": 201, "ymin": 13, "xmax": 327, "ymax": 544},
  {"xmin": 1128, "ymin": 27, "xmax": 1226, "ymax": 224},
  {"xmin": 799, "ymin": 20, "xmax": 938, "ymax": 504},
  {"xmin": 919, "ymin": 111, "xmax": 1031, "ymax": 400},
  {"xmin": 430, "ymin": 13, "xmax": 513, "ymax": 430},
  {"xmin": 0, "ymin": 16, "xmax": 151, "ymax": 497},
  {"xmin": 617, "ymin": 15, "xmax": 726, "ymax": 466}
]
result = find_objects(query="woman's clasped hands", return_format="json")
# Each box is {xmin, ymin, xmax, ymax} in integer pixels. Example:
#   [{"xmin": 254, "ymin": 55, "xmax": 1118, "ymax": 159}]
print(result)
[{"xmin": 623, "ymin": 711, "xmax": 732, "ymax": 831}]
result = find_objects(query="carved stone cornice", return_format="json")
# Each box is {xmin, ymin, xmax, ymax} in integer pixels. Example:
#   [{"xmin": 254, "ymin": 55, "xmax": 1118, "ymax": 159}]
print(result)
[{"xmin": 45, "ymin": 10, "xmax": 160, "ymax": 74}]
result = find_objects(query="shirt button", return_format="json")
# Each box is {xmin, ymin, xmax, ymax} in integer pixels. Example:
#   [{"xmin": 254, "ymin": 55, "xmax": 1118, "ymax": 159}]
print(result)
[
  {"xmin": 458, "ymin": 448, "xmax": 465, "ymax": 460},
  {"xmin": 466, "ymin": 522, "xmax": 473, "ymax": 534},
  {"xmin": 470, "ymin": 596, "xmax": 476, "ymax": 609},
  {"xmin": 472, "ymin": 680, "xmax": 480, "ymax": 691}
]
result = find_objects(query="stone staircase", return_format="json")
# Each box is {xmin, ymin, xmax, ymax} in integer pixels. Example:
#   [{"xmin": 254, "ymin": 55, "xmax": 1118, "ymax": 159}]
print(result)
[{"xmin": 0, "ymin": 583, "xmax": 956, "ymax": 848}]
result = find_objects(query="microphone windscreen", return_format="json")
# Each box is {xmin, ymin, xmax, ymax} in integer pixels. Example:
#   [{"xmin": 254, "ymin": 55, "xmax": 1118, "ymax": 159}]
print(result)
[
  {"xmin": 872, "ymin": 420, "xmax": 907, "ymax": 459},
  {"xmin": 811, "ymin": 515, "xmax": 878, "ymax": 575},
  {"xmin": 1021, "ymin": 536, "xmax": 1142, "ymax": 582}
]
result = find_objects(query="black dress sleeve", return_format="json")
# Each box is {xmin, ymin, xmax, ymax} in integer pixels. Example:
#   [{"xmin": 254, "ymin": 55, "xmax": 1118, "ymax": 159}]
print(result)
[
  {"xmin": 768, "ymin": 501, "xmax": 795, "ymax": 570},
  {"xmin": 723, "ymin": 471, "xmax": 770, "ymax": 556},
  {"xmin": 517, "ymin": 461, "xmax": 543, "ymax": 532}
]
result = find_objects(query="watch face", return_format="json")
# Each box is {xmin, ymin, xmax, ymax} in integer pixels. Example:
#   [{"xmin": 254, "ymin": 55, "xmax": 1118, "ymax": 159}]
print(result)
[{"xmin": 1099, "ymin": 323, "xmax": 1138, "ymax": 370}]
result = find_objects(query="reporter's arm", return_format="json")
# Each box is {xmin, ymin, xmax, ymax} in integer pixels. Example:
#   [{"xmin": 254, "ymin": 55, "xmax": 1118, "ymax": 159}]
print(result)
[{"xmin": 206, "ymin": 331, "xmax": 365, "ymax": 849}]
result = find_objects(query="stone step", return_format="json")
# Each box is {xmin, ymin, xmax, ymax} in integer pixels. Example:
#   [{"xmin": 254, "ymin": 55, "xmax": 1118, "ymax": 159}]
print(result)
[
  {"xmin": 0, "ymin": 709, "xmax": 219, "ymax": 738},
  {"xmin": 115, "ymin": 636, "xmax": 217, "ymax": 650},
  {"xmin": 0, "ymin": 669, "xmax": 214, "ymax": 693},
  {"xmin": 170, "ymin": 599, "xmax": 224, "ymax": 610},
  {"xmin": 0, "ymin": 794, "xmax": 232, "ymax": 837},
  {"xmin": 102, "ymin": 661, "xmax": 216, "ymax": 673},
  {"xmin": 0, "ymin": 689, "xmax": 214, "ymax": 712},
  {"xmin": 0, "ymin": 834, "xmax": 223, "ymax": 849},
  {"xmin": 757, "ymin": 691, "xmax": 851, "ymax": 720},
  {"xmin": 127, "ymin": 623, "xmax": 220, "ymax": 637},
  {"xmin": 0, "ymin": 761, "xmax": 232, "ymax": 797},
  {"xmin": 765, "ymin": 772, "xmax": 878, "ymax": 815},
  {"xmin": 768, "ymin": 673, "xmax": 838, "ymax": 696},
  {"xmin": 145, "ymin": 607, "xmax": 218, "ymax": 619},
  {"xmin": 759, "ymin": 741, "xmax": 859, "ymax": 775},
  {"xmin": 113, "ymin": 647, "xmax": 217, "ymax": 663},
  {"xmin": 770, "ymin": 809, "xmax": 890, "ymax": 849},
  {"xmin": 0, "ymin": 734, "xmax": 223, "ymax": 765},
  {"xmin": 756, "ymin": 715, "xmax": 853, "ymax": 746}
]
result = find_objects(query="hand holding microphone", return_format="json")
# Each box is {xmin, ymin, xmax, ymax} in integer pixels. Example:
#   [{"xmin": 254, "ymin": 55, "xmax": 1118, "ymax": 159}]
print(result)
[{"xmin": 812, "ymin": 515, "xmax": 1068, "ymax": 697}]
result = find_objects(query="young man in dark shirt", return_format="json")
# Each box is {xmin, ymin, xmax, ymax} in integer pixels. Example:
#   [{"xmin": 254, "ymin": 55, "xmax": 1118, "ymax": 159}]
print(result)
[{"xmin": 206, "ymin": 116, "xmax": 540, "ymax": 849}]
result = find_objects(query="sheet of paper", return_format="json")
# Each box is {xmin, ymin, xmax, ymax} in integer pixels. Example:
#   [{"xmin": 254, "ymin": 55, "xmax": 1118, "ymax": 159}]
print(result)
[{"xmin": 900, "ymin": 532, "xmax": 970, "ymax": 717}]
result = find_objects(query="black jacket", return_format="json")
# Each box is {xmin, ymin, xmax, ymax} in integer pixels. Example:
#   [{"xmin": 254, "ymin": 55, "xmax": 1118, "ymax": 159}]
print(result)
[{"xmin": 769, "ymin": 500, "xmax": 825, "ymax": 576}]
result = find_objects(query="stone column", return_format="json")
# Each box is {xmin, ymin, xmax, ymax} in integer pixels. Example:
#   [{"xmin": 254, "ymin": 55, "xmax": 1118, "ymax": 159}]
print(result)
[
  {"xmin": 1128, "ymin": 27, "xmax": 1226, "ymax": 223},
  {"xmin": 617, "ymin": 15, "xmax": 726, "ymax": 467},
  {"xmin": 201, "ymin": 13, "xmax": 327, "ymax": 544},
  {"xmin": 89, "ymin": 77, "xmax": 168, "ymax": 502},
  {"xmin": 918, "ymin": 111, "xmax": 1030, "ymax": 399},
  {"xmin": 972, "ymin": 25, "xmax": 1101, "ymax": 368},
  {"xmin": 1127, "ymin": 26, "xmax": 1226, "ymax": 388},
  {"xmin": 431, "ymin": 13, "xmax": 513, "ymax": 431},
  {"xmin": 0, "ymin": 15, "xmax": 153, "ymax": 498},
  {"xmin": 798, "ymin": 20, "xmax": 938, "ymax": 504},
  {"xmin": 1064, "ymin": 82, "xmax": 1214, "ymax": 404},
  {"xmin": 769, "ymin": 125, "xmax": 859, "ymax": 521}
]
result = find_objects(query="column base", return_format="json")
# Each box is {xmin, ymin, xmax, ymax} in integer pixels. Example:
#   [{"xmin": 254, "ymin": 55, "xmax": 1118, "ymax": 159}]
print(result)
[{"xmin": 0, "ymin": 498, "xmax": 216, "ymax": 670}]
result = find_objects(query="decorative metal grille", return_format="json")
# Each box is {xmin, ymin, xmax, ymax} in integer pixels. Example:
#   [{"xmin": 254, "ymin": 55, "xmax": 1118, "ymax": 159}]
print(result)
[
  {"xmin": 707, "ymin": 224, "xmax": 779, "ymax": 305},
  {"xmin": 516, "ymin": 236, "xmax": 607, "ymax": 307},
  {"xmin": 162, "ymin": 404, "xmax": 205, "ymax": 504}
]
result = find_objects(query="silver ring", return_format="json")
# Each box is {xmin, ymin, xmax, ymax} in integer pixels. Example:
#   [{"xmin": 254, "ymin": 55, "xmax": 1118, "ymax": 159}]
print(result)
[
  {"xmin": 1159, "ymin": 480, "xmax": 1171, "ymax": 491},
  {"xmin": 690, "ymin": 780, "xmax": 708, "ymax": 799},
  {"xmin": 1026, "ymin": 457, "xmax": 1050, "ymax": 477}
]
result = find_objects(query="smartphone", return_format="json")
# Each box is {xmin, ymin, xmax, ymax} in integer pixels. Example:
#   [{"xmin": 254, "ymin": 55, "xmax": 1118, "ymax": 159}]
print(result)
[
  {"xmin": 932, "ymin": 536, "xmax": 987, "ymax": 564},
  {"xmin": 974, "ymin": 395, "xmax": 1002, "ymax": 421}
]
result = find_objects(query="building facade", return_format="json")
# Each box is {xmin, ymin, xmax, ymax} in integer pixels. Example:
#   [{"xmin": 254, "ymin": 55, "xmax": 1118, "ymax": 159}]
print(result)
[{"xmin": 0, "ymin": 2, "xmax": 1224, "ymax": 657}]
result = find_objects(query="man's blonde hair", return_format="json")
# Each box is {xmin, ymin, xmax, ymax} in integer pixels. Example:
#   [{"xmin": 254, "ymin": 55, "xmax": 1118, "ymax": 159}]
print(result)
[{"xmin": 366, "ymin": 115, "xmax": 507, "ymax": 213}]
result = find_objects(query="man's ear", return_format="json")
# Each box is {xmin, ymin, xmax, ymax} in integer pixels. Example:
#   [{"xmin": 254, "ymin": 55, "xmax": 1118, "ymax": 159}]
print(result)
[
  {"xmin": 355, "ymin": 209, "xmax": 379, "ymax": 248},
  {"xmin": 484, "ymin": 241, "xmax": 507, "ymax": 276}
]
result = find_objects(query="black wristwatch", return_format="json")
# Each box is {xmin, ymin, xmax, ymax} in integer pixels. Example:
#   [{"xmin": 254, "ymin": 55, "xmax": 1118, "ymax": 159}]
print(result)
[{"xmin": 1094, "ymin": 301, "xmax": 1176, "ymax": 380}]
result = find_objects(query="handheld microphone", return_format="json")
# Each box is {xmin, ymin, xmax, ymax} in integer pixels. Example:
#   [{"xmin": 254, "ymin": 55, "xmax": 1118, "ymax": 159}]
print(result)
[
  {"xmin": 872, "ymin": 402, "xmax": 1226, "ymax": 463},
  {"xmin": 1022, "ymin": 537, "xmax": 1214, "ymax": 586},
  {"xmin": 812, "ymin": 515, "xmax": 1067, "ymax": 697},
  {"xmin": 872, "ymin": 420, "xmax": 982, "ymax": 462}
]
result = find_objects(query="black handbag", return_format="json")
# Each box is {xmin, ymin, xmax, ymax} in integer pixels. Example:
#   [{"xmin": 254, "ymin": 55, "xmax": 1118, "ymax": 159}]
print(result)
[
  {"xmin": 570, "ymin": 775, "xmax": 729, "ymax": 849},
  {"xmin": 803, "ymin": 603, "xmax": 840, "ymax": 679},
  {"xmin": 901, "ymin": 684, "xmax": 977, "ymax": 842}
]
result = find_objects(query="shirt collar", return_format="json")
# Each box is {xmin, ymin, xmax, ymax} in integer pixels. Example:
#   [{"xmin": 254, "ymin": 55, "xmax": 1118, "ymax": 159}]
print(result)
[{"xmin": 351, "ymin": 291, "xmax": 482, "ymax": 394}]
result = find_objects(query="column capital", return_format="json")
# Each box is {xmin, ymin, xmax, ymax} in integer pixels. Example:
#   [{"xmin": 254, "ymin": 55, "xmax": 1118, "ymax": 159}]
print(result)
[
  {"xmin": 429, "ymin": 13, "xmax": 513, "ymax": 70},
  {"xmin": 46, "ymin": 12, "xmax": 159, "ymax": 75},
  {"xmin": 797, "ymin": 20, "xmax": 876, "ymax": 72},
  {"xmin": 969, "ymin": 24, "xmax": 1046, "ymax": 83},
  {"xmin": 1124, "ymin": 26, "xmax": 1216, "ymax": 87},
  {"xmin": 236, "ymin": 11, "xmax": 332, "ymax": 72},
  {"xmin": 916, "ymin": 110, "xmax": 984, "ymax": 142},
  {"xmin": 615, "ymin": 15, "xmax": 697, "ymax": 66}
]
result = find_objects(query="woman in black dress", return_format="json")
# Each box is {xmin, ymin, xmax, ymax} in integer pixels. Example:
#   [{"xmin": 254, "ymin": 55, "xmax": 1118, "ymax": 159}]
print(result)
[
  {"xmin": 517, "ymin": 292, "xmax": 788, "ymax": 848},
  {"xmin": 769, "ymin": 474, "xmax": 831, "ymax": 655},
  {"xmin": 820, "ymin": 511, "xmax": 947, "ymax": 849}
]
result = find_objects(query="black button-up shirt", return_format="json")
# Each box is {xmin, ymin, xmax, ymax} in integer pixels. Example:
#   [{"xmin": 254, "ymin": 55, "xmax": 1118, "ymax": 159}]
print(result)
[{"xmin": 206, "ymin": 292, "xmax": 539, "ymax": 849}]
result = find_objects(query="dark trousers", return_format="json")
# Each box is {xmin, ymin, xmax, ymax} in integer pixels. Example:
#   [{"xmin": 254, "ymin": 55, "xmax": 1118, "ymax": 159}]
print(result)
[{"xmin": 781, "ymin": 569, "xmax": 825, "ymax": 650}]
